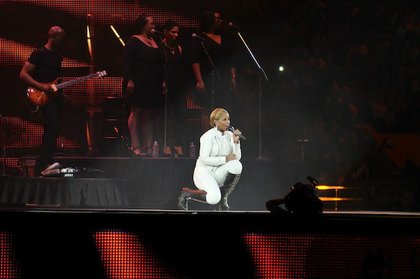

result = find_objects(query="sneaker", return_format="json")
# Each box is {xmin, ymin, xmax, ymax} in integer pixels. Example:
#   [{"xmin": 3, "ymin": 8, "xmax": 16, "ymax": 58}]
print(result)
[{"xmin": 41, "ymin": 162, "xmax": 61, "ymax": 176}]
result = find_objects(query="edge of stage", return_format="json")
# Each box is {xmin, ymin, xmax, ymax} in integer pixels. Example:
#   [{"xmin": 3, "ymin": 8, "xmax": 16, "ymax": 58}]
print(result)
[
  {"xmin": 2, "ymin": 207, "xmax": 420, "ymax": 231},
  {"xmin": 2, "ymin": 207, "xmax": 420, "ymax": 278}
]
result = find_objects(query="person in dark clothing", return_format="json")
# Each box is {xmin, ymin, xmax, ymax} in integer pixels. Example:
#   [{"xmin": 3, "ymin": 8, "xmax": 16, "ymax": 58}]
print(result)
[
  {"xmin": 189, "ymin": 10, "xmax": 239, "ymax": 133},
  {"xmin": 124, "ymin": 14, "xmax": 165, "ymax": 156},
  {"xmin": 19, "ymin": 26, "xmax": 66, "ymax": 176},
  {"xmin": 266, "ymin": 183, "xmax": 323, "ymax": 217},
  {"xmin": 161, "ymin": 20, "xmax": 188, "ymax": 157}
]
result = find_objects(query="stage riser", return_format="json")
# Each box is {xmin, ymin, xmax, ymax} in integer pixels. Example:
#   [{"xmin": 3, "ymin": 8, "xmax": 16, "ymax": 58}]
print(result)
[{"xmin": 11, "ymin": 159, "xmax": 307, "ymax": 210}]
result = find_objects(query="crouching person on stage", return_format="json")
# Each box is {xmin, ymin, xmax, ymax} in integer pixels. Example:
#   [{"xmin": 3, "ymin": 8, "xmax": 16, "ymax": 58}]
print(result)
[{"xmin": 178, "ymin": 108, "xmax": 243, "ymax": 211}]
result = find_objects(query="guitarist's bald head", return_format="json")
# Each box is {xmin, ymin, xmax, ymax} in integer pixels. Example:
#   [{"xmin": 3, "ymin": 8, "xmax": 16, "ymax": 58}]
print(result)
[
  {"xmin": 47, "ymin": 26, "xmax": 65, "ymax": 50},
  {"xmin": 48, "ymin": 26, "xmax": 65, "ymax": 39}
]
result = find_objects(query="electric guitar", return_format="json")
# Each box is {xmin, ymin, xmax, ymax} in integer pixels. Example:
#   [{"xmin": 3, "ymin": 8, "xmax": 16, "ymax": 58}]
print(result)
[{"xmin": 26, "ymin": 70, "xmax": 107, "ymax": 110}]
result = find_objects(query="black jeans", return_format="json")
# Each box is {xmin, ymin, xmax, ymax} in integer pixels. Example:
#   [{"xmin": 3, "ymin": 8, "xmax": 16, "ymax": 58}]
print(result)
[{"xmin": 37, "ymin": 97, "xmax": 63, "ymax": 173}]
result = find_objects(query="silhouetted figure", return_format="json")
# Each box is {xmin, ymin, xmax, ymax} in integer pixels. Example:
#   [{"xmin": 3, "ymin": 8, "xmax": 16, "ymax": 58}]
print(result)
[{"xmin": 266, "ymin": 182, "xmax": 323, "ymax": 217}]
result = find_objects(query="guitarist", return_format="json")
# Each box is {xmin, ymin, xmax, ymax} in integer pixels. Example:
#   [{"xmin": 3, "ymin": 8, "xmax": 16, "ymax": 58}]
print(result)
[{"xmin": 19, "ymin": 26, "xmax": 66, "ymax": 176}]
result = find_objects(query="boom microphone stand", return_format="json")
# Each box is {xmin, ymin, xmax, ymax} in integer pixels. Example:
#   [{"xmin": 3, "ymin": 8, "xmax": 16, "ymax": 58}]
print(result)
[
  {"xmin": 235, "ymin": 31, "xmax": 268, "ymax": 160},
  {"xmin": 162, "ymin": 44, "xmax": 169, "ymax": 149},
  {"xmin": 153, "ymin": 31, "xmax": 170, "ymax": 149}
]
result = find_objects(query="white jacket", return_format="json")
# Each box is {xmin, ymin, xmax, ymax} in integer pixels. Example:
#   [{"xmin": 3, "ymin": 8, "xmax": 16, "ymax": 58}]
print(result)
[{"xmin": 195, "ymin": 127, "xmax": 241, "ymax": 173}]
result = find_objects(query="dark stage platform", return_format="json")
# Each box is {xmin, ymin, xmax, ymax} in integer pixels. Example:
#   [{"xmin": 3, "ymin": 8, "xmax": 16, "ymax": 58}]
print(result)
[
  {"xmin": 0, "ymin": 156, "xmax": 416, "ymax": 278},
  {"xmin": 2, "ymin": 156, "xmax": 319, "ymax": 211}
]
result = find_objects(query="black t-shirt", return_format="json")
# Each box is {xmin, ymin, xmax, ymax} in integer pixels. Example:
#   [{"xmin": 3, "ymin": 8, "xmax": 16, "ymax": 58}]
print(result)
[{"xmin": 27, "ymin": 46, "xmax": 62, "ymax": 83}]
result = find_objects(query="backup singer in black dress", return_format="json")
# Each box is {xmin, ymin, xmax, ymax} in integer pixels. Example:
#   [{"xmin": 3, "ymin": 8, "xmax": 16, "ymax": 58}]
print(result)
[
  {"xmin": 162, "ymin": 20, "xmax": 188, "ymax": 156},
  {"xmin": 124, "ymin": 14, "xmax": 165, "ymax": 156},
  {"xmin": 189, "ymin": 10, "xmax": 239, "ymax": 132}
]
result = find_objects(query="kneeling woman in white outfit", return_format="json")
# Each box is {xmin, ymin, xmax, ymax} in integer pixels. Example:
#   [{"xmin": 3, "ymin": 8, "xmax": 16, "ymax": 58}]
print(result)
[{"xmin": 178, "ymin": 108, "xmax": 243, "ymax": 211}]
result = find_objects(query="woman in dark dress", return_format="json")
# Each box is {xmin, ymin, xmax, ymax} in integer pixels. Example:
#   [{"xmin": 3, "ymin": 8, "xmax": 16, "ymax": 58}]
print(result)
[
  {"xmin": 162, "ymin": 20, "xmax": 188, "ymax": 156},
  {"xmin": 125, "ymin": 14, "xmax": 165, "ymax": 156},
  {"xmin": 189, "ymin": 10, "xmax": 239, "ymax": 132}
]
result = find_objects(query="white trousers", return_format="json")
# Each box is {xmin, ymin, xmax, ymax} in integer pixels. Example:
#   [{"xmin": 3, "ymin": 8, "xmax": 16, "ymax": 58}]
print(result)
[{"xmin": 193, "ymin": 160, "xmax": 242, "ymax": 204}]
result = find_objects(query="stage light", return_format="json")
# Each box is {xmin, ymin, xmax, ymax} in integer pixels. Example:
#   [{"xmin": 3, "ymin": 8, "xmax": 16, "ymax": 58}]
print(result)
[
  {"xmin": 316, "ymin": 185, "xmax": 346, "ymax": 190},
  {"xmin": 278, "ymin": 65, "xmax": 285, "ymax": 72},
  {"xmin": 110, "ymin": 25, "xmax": 125, "ymax": 47},
  {"xmin": 87, "ymin": 14, "xmax": 94, "ymax": 63}
]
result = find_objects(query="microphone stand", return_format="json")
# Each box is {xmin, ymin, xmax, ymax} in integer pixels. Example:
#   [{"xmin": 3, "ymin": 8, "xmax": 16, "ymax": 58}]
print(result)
[
  {"xmin": 199, "ymin": 40, "xmax": 221, "ymax": 110},
  {"xmin": 0, "ymin": 114, "xmax": 6, "ymax": 175},
  {"xmin": 163, "ymin": 49, "xmax": 169, "ymax": 149},
  {"xmin": 158, "ymin": 36, "xmax": 169, "ymax": 149},
  {"xmin": 236, "ymin": 31, "xmax": 268, "ymax": 160}
]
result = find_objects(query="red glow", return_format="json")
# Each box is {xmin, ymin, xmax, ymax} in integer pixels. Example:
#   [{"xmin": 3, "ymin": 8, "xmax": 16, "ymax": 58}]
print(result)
[
  {"xmin": 243, "ymin": 233, "xmax": 420, "ymax": 278},
  {"xmin": 94, "ymin": 230, "xmax": 176, "ymax": 279},
  {"xmin": 0, "ymin": 232, "xmax": 20, "ymax": 279},
  {"xmin": 10, "ymin": 0, "xmax": 198, "ymax": 26}
]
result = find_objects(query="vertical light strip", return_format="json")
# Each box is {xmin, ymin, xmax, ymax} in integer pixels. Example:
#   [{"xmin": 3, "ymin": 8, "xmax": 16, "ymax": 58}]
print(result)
[
  {"xmin": 86, "ymin": 14, "xmax": 94, "ymax": 63},
  {"xmin": 110, "ymin": 25, "xmax": 125, "ymax": 47}
]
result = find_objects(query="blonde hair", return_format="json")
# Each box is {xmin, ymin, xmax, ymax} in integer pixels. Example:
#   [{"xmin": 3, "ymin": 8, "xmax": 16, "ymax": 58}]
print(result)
[{"xmin": 209, "ymin": 108, "xmax": 228, "ymax": 127}]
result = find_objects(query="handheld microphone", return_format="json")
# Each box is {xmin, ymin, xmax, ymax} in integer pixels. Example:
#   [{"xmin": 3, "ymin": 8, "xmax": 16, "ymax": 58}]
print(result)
[
  {"xmin": 151, "ymin": 29, "xmax": 164, "ymax": 35},
  {"xmin": 228, "ymin": 22, "xmax": 245, "ymax": 32},
  {"xmin": 192, "ymin": 33, "xmax": 207, "ymax": 41},
  {"xmin": 229, "ymin": 126, "xmax": 246, "ymax": 140}
]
